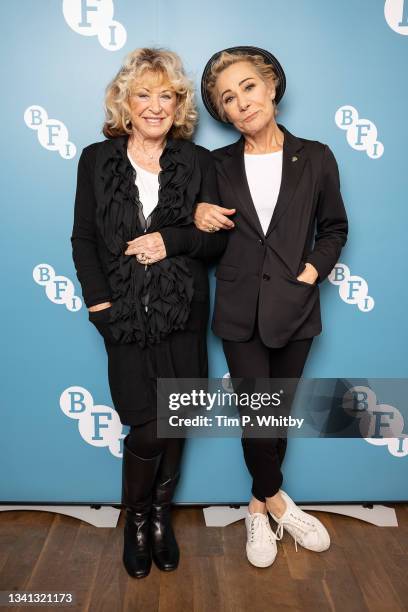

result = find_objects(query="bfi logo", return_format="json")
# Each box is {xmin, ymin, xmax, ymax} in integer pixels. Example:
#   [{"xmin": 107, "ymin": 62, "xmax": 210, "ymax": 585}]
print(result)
[
  {"xmin": 62, "ymin": 0, "xmax": 127, "ymax": 50},
  {"xmin": 335, "ymin": 106, "xmax": 384, "ymax": 159},
  {"xmin": 329, "ymin": 263, "xmax": 374, "ymax": 312},
  {"xmin": 33, "ymin": 263, "xmax": 82, "ymax": 312},
  {"xmin": 384, "ymin": 0, "xmax": 408, "ymax": 34},
  {"xmin": 24, "ymin": 106, "xmax": 76, "ymax": 159},
  {"xmin": 60, "ymin": 386, "xmax": 126, "ymax": 458},
  {"xmin": 343, "ymin": 385, "xmax": 408, "ymax": 457}
]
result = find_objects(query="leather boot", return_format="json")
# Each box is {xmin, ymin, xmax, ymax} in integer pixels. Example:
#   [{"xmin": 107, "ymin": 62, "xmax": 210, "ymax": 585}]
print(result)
[
  {"xmin": 151, "ymin": 441, "xmax": 184, "ymax": 571},
  {"xmin": 121, "ymin": 435, "xmax": 162, "ymax": 579}
]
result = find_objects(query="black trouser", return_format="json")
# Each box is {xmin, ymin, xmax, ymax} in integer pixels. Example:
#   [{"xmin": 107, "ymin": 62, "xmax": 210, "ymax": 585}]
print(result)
[
  {"xmin": 126, "ymin": 420, "xmax": 185, "ymax": 478},
  {"xmin": 223, "ymin": 325, "xmax": 313, "ymax": 502}
]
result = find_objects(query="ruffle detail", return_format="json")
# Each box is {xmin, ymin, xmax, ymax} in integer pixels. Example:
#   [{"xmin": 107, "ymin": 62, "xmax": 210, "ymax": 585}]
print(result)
[{"xmin": 94, "ymin": 135, "xmax": 200, "ymax": 347}]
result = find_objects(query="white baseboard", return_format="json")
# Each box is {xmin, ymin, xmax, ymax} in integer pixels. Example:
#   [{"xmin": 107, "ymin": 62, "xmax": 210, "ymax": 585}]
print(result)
[{"xmin": 202, "ymin": 504, "xmax": 398, "ymax": 527}]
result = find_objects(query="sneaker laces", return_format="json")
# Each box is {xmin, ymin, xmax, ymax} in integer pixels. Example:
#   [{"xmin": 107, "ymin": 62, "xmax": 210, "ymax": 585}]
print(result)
[
  {"xmin": 248, "ymin": 514, "xmax": 277, "ymax": 545},
  {"xmin": 274, "ymin": 512, "xmax": 316, "ymax": 552}
]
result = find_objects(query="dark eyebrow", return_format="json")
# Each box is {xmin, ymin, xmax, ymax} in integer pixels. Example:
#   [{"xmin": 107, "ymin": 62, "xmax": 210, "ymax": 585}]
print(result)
[{"xmin": 221, "ymin": 77, "xmax": 254, "ymax": 98}]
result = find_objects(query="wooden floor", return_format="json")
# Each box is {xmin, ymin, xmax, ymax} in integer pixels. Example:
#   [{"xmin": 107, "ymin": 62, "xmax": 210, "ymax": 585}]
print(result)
[{"xmin": 0, "ymin": 505, "xmax": 407, "ymax": 612}]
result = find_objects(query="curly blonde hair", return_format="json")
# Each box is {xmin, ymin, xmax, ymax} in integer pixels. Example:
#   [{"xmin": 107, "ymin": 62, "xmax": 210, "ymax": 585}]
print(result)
[
  {"xmin": 204, "ymin": 51, "xmax": 280, "ymax": 123},
  {"xmin": 102, "ymin": 48, "xmax": 197, "ymax": 139}
]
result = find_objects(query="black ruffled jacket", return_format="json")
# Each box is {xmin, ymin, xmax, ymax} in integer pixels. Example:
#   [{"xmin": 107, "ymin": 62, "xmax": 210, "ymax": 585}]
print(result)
[{"xmin": 71, "ymin": 135, "xmax": 227, "ymax": 347}]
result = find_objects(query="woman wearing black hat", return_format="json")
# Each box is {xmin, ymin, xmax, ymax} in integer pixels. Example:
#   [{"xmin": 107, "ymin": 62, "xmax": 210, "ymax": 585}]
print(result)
[
  {"xmin": 197, "ymin": 47, "xmax": 348, "ymax": 567},
  {"xmin": 71, "ymin": 47, "xmax": 227, "ymax": 579}
]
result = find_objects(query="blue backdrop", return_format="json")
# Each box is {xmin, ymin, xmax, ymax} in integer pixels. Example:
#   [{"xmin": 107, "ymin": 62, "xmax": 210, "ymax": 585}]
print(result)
[{"xmin": 1, "ymin": 0, "xmax": 407, "ymax": 504}]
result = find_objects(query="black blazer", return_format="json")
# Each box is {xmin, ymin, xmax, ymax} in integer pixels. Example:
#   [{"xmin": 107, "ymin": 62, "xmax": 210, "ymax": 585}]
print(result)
[{"xmin": 211, "ymin": 123, "xmax": 348, "ymax": 348}]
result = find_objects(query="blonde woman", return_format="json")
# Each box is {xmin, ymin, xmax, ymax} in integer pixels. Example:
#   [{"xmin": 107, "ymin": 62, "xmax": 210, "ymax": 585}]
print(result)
[
  {"xmin": 197, "ymin": 46, "xmax": 348, "ymax": 567},
  {"xmin": 71, "ymin": 48, "xmax": 226, "ymax": 578}
]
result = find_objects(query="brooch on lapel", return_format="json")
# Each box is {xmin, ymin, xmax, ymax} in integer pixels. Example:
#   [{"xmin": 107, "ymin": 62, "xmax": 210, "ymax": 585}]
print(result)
[{"xmin": 291, "ymin": 156, "xmax": 298, "ymax": 162}]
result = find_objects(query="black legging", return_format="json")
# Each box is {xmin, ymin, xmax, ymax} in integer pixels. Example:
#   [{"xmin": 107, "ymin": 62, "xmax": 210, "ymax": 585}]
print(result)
[
  {"xmin": 126, "ymin": 420, "xmax": 185, "ymax": 479},
  {"xmin": 223, "ymin": 325, "xmax": 313, "ymax": 502}
]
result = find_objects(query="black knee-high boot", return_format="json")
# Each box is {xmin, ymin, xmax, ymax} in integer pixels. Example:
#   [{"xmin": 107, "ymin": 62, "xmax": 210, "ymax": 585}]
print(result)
[
  {"xmin": 150, "ymin": 439, "xmax": 184, "ymax": 571},
  {"xmin": 121, "ymin": 435, "xmax": 162, "ymax": 579}
]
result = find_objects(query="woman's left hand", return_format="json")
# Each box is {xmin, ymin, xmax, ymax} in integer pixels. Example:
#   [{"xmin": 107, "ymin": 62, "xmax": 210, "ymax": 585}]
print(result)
[
  {"xmin": 194, "ymin": 202, "xmax": 236, "ymax": 231},
  {"xmin": 297, "ymin": 262, "xmax": 319, "ymax": 284},
  {"xmin": 124, "ymin": 232, "xmax": 167, "ymax": 264}
]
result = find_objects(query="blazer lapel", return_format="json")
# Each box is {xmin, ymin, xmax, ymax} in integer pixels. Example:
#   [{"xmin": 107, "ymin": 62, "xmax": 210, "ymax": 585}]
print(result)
[
  {"xmin": 264, "ymin": 124, "xmax": 306, "ymax": 237},
  {"xmin": 219, "ymin": 124, "xmax": 306, "ymax": 238},
  {"xmin": 220, "ymin": 136, "xmax": 264, "ymax": 237}
]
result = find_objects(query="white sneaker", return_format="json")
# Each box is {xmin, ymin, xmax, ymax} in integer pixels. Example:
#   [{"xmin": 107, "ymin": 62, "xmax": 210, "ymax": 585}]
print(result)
[
  {"xmin": 245, "ymin": 512, "xmax": 279, "ymax": 567},
  {"xmin": 268, "ymin": 490, "xmax": 331, "ymax": 553}
]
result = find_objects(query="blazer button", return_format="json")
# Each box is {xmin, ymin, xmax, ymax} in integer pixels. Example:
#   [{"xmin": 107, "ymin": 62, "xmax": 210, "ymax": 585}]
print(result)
[
  {"xmin": 263, "ymin": 273, "xmax": 270, "ymax": 281},
  {"xmin": 258, "ymin": 238, "xmax": 264, "ymax": 245}
]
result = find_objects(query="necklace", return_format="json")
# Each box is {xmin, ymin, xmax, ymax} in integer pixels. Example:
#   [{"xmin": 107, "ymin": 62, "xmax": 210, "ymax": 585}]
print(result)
[
  {"xmin": 128, "ymin": 134, "xmax": 166, "ymax": 163},
  {"xmin": 140, "ymin": 145, "xmax": 161, "ymax": 160}
]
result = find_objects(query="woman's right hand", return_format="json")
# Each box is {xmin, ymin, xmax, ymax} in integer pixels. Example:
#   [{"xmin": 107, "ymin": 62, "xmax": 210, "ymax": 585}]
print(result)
[
  {"xmin": 194, "ymin": 203, "xmax": 236, "ymax": 232},
  {"xmin": 88, "ymin": 302, "xmax": 112, "ymax": 313}
]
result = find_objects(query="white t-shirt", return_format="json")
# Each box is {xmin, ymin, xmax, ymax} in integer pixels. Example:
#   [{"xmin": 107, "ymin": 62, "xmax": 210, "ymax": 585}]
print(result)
[
  {"xmin": 244, "ymin": 151, "xmax": 283, "ymax": 235},
  {"xmin": 127, "ymin": 152, "xmax": 159, "ymax": 221}
]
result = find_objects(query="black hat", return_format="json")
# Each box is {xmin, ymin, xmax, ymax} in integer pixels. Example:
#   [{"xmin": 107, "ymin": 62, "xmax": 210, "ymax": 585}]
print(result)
[{"xmin": 201, "ymin": 45, "xmax": 286, "ymax": 122}]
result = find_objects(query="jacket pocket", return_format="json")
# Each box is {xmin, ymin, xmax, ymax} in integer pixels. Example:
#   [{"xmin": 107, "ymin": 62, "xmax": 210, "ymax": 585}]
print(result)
[
  {"xmin": 215, "ymin": 264, "xmax": 238, "ymax": 282},
  {"xmin": 88, "ymin": 307, "xmax": 116, "ymax": 343},
  {"xmin": 294, "ymin": 276, "xmax": 317, "ymax": 288}
]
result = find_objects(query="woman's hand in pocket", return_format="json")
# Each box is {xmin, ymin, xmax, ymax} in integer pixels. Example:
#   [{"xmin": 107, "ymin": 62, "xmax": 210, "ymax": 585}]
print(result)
[
  {"xmin": 88, "ymin": 303, "xmax": 117, "ymax": 344},
  {"xmin": 296, "ymin": 263, "xmax": 318, "ymax": 285}
]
